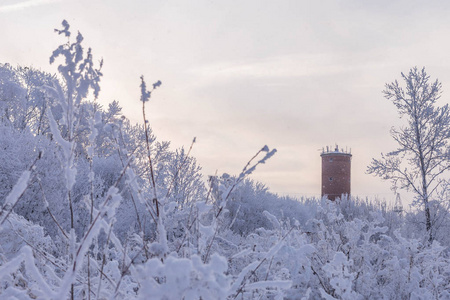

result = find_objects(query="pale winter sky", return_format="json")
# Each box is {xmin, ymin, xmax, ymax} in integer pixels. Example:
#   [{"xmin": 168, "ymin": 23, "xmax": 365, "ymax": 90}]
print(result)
[{"xmin": 2, "ymin": 0, "xmax": 450, "ymax": 205}]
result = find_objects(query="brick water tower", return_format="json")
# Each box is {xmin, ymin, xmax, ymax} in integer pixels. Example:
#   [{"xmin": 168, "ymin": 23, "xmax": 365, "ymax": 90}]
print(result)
[{"xmin": 321, "ymin": 145, "xmax": 352, "ymax": 201}]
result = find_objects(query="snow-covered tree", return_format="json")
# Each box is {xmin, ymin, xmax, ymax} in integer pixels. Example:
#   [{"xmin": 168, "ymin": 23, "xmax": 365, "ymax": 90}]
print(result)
[
  {"xmin": 165, "ymin": 146, "xmax": 205, "ymax": 209},
  {"xmin": 368, "ymin": 67, "xmax": 450, "ymax": 243}
]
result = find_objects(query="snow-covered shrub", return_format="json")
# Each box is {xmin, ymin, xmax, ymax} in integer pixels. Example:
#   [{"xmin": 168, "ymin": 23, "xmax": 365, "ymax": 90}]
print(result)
[{"xmin": 137, "ymin": 253, "xmax": 229, "ymax": 299}]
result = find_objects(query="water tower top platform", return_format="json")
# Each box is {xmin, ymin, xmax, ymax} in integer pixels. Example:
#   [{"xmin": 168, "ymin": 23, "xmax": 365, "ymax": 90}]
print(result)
[{"xmin": 320, "ymin": 145, "xmax": 352, "ymax": 157}]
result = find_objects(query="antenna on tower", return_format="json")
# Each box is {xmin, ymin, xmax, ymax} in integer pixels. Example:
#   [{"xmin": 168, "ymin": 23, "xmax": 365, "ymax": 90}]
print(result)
[{"xmin": 393, "ymin": 193, "xmax": 403, "ymax": 214}]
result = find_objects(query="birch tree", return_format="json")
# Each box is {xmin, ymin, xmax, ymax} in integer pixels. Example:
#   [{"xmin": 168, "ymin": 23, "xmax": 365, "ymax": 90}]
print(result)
[{"xmin": 368, "ymin": 67, "xmax": 450, "ymax": 243}]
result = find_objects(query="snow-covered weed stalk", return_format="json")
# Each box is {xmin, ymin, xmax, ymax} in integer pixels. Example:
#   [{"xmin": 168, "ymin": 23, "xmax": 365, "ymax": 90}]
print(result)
[
  {"xmin": 87, "ymin": 107, "xmax": 102, "ymax": 223},
  {"xmin": 203, "ymin": 146, "xmax": 277, "ymax": 262},
  {"xmin": 43, "ymin": 20, "xmax": 125, "ymax": 300},
  {"xmin": 218, "ymin": 145, "xmax": 276, "ymax": 217},
  {"xmin": 229, "ymin": 226, "xmax": 293, "ymax": 299},
  {"xmin": 140, "ymin": 76, "xmax": 162, "ymax": 217},
  {"xmin": 112, "ymin": 124, "xmax": 152, "ymax": 259},
  {"xmin": 0, "ymin": 151, "xmax": 41, "ymax": 226},
  {"xmin": 45, "ymin": 20, "xmax": 102, "ymax": 231},
  {"xmin": 139, "ymin": 76, "xmax": 173, "ymax": 268}
]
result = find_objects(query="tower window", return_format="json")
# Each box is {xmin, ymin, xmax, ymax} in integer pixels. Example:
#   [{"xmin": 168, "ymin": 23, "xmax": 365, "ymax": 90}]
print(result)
[
  {"xmin": 329, "ymin": 158, "xmax": 333, "ymax": 162},
  {"xmin": 329, "ymin": 177, "xmax": 333, "ymax": 181}
]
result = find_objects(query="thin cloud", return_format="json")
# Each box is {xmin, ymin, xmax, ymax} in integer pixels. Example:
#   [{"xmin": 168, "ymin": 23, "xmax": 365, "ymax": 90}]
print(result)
[
  {"xmin": 0, "ymin": 0, "xmax": 60, "ymax": 13},
  {"xmin": 189, "ymin": 53, "xmax": 386, "ymax": 81}
]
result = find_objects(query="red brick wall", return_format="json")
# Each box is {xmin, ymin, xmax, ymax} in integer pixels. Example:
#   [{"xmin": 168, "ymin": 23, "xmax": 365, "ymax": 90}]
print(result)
[{"xmin": 321, "ymin": 153, "xmax": 351, "ymax": 201}]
